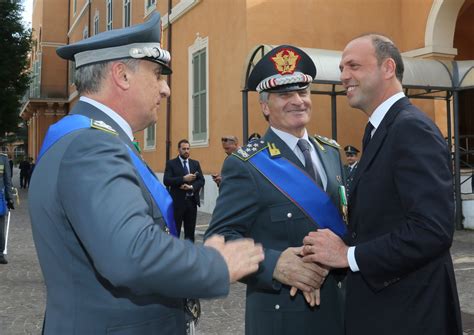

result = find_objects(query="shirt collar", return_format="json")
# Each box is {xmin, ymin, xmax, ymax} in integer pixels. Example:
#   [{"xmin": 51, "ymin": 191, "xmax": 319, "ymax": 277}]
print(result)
[
  {"xmin": 80, "ymin": 96, "xmax": 134, "ymax": 141},
  {"xmin": 271, "ymin": 126, "xmax": 310, "ymax": 151},
  {"xmin": 368, "ymin": 92, "xmax": 405, "ymax": 130},
  {"xmin": 178, "ymin": 156, "xmax": 187, "ymax": 164}
]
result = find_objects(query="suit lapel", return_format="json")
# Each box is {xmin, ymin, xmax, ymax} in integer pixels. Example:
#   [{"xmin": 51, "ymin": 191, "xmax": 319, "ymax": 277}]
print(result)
[{"xmin": 350, "ymin": 97, "xmax": 411, "ymax": 195}]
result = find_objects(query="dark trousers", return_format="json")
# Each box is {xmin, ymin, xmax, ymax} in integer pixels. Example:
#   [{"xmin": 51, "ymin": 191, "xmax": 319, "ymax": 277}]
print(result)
[
  {"xmin": 0, "ymin": 215, "xmax": 5, "ymax": 255},
  {"xmin": 173, "ymin": 198, "xmax": 197, "ymax": 242},
  {"xmin": 20, "ymin": 174, "xmax": 28, "ymax": 188}
]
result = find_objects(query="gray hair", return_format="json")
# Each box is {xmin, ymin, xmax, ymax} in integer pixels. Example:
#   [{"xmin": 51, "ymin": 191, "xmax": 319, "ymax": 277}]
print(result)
[
  {"xmin": 74, "ymin": 58, "xmax": 141, "ymax": 95},
  {"xmin": 259, "ymin": 91, "xmax": 269, "ymax": 103}
]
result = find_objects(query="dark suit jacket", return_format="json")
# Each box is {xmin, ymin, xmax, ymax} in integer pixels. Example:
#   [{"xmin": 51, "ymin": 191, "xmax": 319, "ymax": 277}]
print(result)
[
  {"xmin": 28, "ymin": 101, "xmax": 229, "ymax": 334},
  {"xmin": 206, "ymin": 129, "xmax": 345, "ymax": 335},
  {"xmin": 163, "ymin": 157, "xmax": 204, "ymax": 208},
  {"xmin": 345, "ymin": 97, "xmax": 462, "ymax": 335}
]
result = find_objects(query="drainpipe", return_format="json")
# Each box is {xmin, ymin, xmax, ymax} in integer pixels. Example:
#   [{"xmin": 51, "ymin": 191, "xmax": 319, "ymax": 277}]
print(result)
[{"xmin": 165, "ymin": 1, "xmax": 172, "ymax": 162}]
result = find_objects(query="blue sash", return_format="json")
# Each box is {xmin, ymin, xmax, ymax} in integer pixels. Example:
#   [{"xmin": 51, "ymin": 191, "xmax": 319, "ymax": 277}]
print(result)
[
  {"xmin": 37, "ymin": 114, "xmax": 178, "ymax": 237},
  {"xmin": 249, "ymin": 149, "xmax": 347, "ymax": 237}
]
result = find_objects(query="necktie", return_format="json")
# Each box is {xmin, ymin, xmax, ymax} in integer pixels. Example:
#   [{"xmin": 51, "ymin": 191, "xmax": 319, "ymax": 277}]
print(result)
[
  {"xmin": 183, "ymin": 160, "xmax": 190, "ymax": 174},
  {"xmin": 297, "ymin": 139, "xmax": 322, "ymax": 188},
  {"xmin": 362, "ymin": 122, "xmax": 375, "ymax": 151}
]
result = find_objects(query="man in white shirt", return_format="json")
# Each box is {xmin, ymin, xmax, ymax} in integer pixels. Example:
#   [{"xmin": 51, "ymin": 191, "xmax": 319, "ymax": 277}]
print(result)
[{"xmin": 301, "ymin": 34, "xmax": 462, "ymax": 335}]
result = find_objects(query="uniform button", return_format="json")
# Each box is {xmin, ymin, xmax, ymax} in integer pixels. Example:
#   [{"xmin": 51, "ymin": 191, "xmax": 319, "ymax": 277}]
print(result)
[
  {"xmin": 351, "ymin": 232, "xmax": 357, "ymax": 239},
  {"xmin": 275, "ymin": 304, "xmax": 280, "ymax": 310},
  {"xmin": 337, "ymin": 282, "xmax": 342, "ymax": 289},
  {"xmin": 287, "ymin": 212, "xmax": 292, "ymax": 218}
]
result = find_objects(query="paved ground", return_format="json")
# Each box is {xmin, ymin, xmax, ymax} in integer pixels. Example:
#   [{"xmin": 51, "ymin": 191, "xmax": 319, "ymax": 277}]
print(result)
[{"xmin": 0, "ymin": 168, "xmax": 473, "ymax": 334}]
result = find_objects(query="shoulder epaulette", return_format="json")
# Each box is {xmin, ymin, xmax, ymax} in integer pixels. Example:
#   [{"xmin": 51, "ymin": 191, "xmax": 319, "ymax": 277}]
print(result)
[
  {"xmin": 90, "ymin": 119, "xmax": 118, "ymax": 135},
  {"xmin": 314, "ymin": 134, "xmax": 340, "ymax": 149},
  {"xmin": 232, "ymin": 140, "xmax": 268, "ymax": 161}
]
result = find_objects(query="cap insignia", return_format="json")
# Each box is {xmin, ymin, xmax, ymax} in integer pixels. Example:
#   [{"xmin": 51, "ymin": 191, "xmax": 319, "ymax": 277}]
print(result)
[{"xmin": 271, "ymin": 48, "xmax": 301, "ymax": 75}]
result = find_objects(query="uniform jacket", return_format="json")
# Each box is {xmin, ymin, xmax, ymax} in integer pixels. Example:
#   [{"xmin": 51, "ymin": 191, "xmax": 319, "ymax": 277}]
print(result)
[
  {"xmin": 0, "ymin": 154, "xmax": 13, "ymax": 209},
  {"xmin": 163, "ymin": 157, "xmax": 204, "ymax": 208},
  {"xmin": 345, "ymin": 97, "xmax": 462, "ymax": 335},
  {"xmin": 205, "ymin": 128, "xmax": 345, "ymax": 335},
  {"xmin": 28, "ymin": 101, "xmax": 229, "ymax": 335}
]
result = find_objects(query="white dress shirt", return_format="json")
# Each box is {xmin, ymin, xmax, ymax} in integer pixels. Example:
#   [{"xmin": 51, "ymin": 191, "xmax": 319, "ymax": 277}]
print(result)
[
  {"xmin": 347, "ymin": 91, "xmax": 405, "ymax": 272},
  {"xmin": 271, "ymin": 126, "xmax": 328, "ymax": 190}
]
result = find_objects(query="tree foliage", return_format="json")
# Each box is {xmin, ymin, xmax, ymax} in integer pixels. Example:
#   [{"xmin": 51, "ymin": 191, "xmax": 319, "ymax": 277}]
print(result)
[{"xmin": 0, "ymin": 1, "xmax": 32, "ymax": 135}]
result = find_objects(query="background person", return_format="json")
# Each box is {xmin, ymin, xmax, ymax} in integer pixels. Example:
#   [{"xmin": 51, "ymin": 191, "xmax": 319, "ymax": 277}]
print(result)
[
  {"xmin": 0, "ymin": 153, "xmax": 14, "ymax": 264},
  {"xmin": 212, "ymin": 136, "xmax": 240, "ymax": 187},
  {"xmin": 28, "ymin": 13, "xmax": 264, "ymax": 334},
  {"xmin": 301, "ymin": 33, "xmax": 462, "ymax": 335},
  {"xmin": 164, "ymin": 139, "xmax": 204, "ymax": 242}
]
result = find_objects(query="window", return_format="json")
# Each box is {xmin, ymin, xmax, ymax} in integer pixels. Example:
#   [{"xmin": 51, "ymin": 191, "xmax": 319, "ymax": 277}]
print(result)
[
  {"xmin": 73, "ymin": 0, "xmax": 77, "ymax": 15},
  {"xmin": 188, "ymin": 36, "xmax": 208, "ymax": 144},
  {"xmin": 68, "ymin": 61, "xmax": 76, "ymax": 86},
  {"xmin": 93, "ymin": 12, "xmax": 99, "ymax": 35},
  {"xmin": 30, "ymin": 54, "xmax": 41, "ymax": 98},
  {"xmin": 123, "ymin": 0, "xmax": 131, "ymax": 27},
  {"xmin": 144, "ymin": 124, "xmax": 156, "ymax": 150},
  {"xmin": 82, "ymin": 25, "xmax": 88, "ymax": 39},
  {"xmin": 106, "ymin": 0, "xmax": 113, "ymax": 30},
  {"xmin": 145, "ymin": 0, "xmax": 156, "ymax": 16}
]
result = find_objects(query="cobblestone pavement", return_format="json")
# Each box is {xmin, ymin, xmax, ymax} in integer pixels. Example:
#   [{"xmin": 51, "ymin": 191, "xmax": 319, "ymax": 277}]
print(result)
[{"xmin": 0, "ymin": 168, "xmax": 473, "ymax": 334}]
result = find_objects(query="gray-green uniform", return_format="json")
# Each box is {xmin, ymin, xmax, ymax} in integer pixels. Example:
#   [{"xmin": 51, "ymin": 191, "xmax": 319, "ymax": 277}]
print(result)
[{"xmin": 205, "ymin": 128, "xmax": 346, "ymax": 335}]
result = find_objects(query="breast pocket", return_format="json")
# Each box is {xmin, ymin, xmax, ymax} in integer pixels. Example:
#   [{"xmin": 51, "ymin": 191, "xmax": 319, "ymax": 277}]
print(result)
[{"xmin": 268, "ymin": 203, "xmax": 313, "ymax": 246}]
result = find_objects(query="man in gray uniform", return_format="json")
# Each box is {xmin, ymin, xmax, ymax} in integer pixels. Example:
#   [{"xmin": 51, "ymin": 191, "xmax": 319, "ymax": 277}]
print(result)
[
  {"xmin": 205, "ymin": 45, "xmax": 346, "ymax": 335},
  {"xmin": 0, "ymin": 153, "xmax": 14, "ymax": 264},
  {"xmin": 28, "ymin": 13, "xmax": 264, "ymax": 334}
]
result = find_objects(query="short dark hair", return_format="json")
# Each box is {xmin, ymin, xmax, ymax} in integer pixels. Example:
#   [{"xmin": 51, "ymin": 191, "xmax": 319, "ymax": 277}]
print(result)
[
  {"xmin": 178, "ymin": 139, "xmax": 189, "ymax": 149},
  {"xmin": 367, "ymin": 34, "xmax": 404, "ymax": 83}
]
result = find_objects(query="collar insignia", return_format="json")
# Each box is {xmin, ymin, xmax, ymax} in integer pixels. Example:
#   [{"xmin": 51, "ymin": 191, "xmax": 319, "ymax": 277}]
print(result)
[
  {"xmin": 91, "ymin": 120, "xmax": 118, "ymax": 135},
  {"xmin": 268, "ymin": 142, "xmax": 281, "ymax": 157},
  {"xmin": 271, "ymin": 48, "xmax": 301, "ymax": 75}
]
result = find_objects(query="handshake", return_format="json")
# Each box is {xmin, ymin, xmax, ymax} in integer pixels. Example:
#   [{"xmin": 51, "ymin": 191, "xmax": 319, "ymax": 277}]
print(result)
[{"xmin": 205, "ymin": 235, "xmax": 264, "ymax": 283}]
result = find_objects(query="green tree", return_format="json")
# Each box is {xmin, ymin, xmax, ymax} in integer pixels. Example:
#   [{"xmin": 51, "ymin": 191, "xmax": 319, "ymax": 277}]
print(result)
[{"xmin": 0, "ymin": 0, "xmax": 32, "ymax": 135}]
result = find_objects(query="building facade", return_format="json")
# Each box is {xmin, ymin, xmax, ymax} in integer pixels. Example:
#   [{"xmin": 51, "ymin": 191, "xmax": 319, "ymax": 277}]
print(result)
[{"xmin": 21, "ymin": 0, "xmax": 474, "ymax": 213}]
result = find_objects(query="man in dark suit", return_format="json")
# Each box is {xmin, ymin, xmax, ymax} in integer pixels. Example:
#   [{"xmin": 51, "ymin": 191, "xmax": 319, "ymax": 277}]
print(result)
[
  {"xmin": 28, "ymin": 13, "xmax": 264, "ymax": 334},
  {"xmin": 343, "ymin": 145, "xmax": 359, "ymax": 200},
  {"xmin": 164, "ymin": 139, "xmax": 204, "ymax": 242},
  {"xmin": 0, "ymin": 153, "xmax": 14, "ymax": 264},
  {"xmin": 302, "ymin": 34, "xmax": 462, "ymax": 335},
  {"xmin": 205, "ymin": 45, "xmax": 346, "ymax": 335}
]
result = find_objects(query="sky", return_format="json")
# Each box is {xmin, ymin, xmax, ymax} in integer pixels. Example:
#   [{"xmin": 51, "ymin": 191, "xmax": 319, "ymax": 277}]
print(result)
[{"xmin": 21, "ymin": 0, "xmax": 33, "ymax": 28}]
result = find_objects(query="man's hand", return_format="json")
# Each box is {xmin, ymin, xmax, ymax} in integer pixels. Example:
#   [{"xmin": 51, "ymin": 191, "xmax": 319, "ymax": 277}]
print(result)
[
  {"xmin": 273, "ymin": 247, "xmax": 329, "ymax": 292},
  {"xmin": 180, "ymin": 184, "xmax": 193, "ymax": 191},
  {"xmin": 290, "ymin": 287, "xmax": 321, "ymax": 307},
  {"xmin": 205, "ymin": 235, "xmax": 264, "ymax": 283},
  {"xmin": 183, "ymin": 173, "xmax": 197, "ymax": 182},
  {"xmin": 7, "ymin": 200, "xmax": 14, "ymax": 210},
  {"xmin": 212, "ymin": 174, "xmax": 222, "ymax": 186},
  {"xmin": 302, "ymin": 229, "xmax": 349, "ymax": 268}
]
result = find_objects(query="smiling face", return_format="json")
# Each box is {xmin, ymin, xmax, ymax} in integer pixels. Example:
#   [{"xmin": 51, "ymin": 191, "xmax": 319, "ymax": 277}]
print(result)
[
  {"xmin": 261, "ymin": 88, "xmax": 312, "ymax": 137},
  {"xmin": 339, "ymin": 37, "xmax": 387, "ymax": 116}
]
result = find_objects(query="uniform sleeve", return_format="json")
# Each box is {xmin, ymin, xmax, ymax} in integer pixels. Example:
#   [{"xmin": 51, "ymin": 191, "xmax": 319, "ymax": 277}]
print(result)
[
  {"xmin": 57, "ymin": 130, "xmax": 229, "ymax": 298},
  {"xmin": 205, "ymin": 155, "xmax": 282, "ymax": 291},
  {"xmin": 355, "ymin": 114, "xmax": 453, "ymax": 291}
]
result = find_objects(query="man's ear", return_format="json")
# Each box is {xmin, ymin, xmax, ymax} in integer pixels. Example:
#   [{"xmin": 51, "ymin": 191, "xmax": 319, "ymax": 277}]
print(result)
[
  {"xmin": 383, "ymin": 58, "xmax": 396, "ymax": 80},
  {"xmin": 110, "ymin": 62, "xmax": 131, "ymax": 90},
  {"xmin": 260, "ymin": 101, "xmax": 270, "ymax": 118}
]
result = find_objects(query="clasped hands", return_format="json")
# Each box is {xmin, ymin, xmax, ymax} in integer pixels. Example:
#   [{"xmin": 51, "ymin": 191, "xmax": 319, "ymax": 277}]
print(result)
[{"xmin": 273, "ymin": 229, "xmax": 349, "ymax": 307}]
